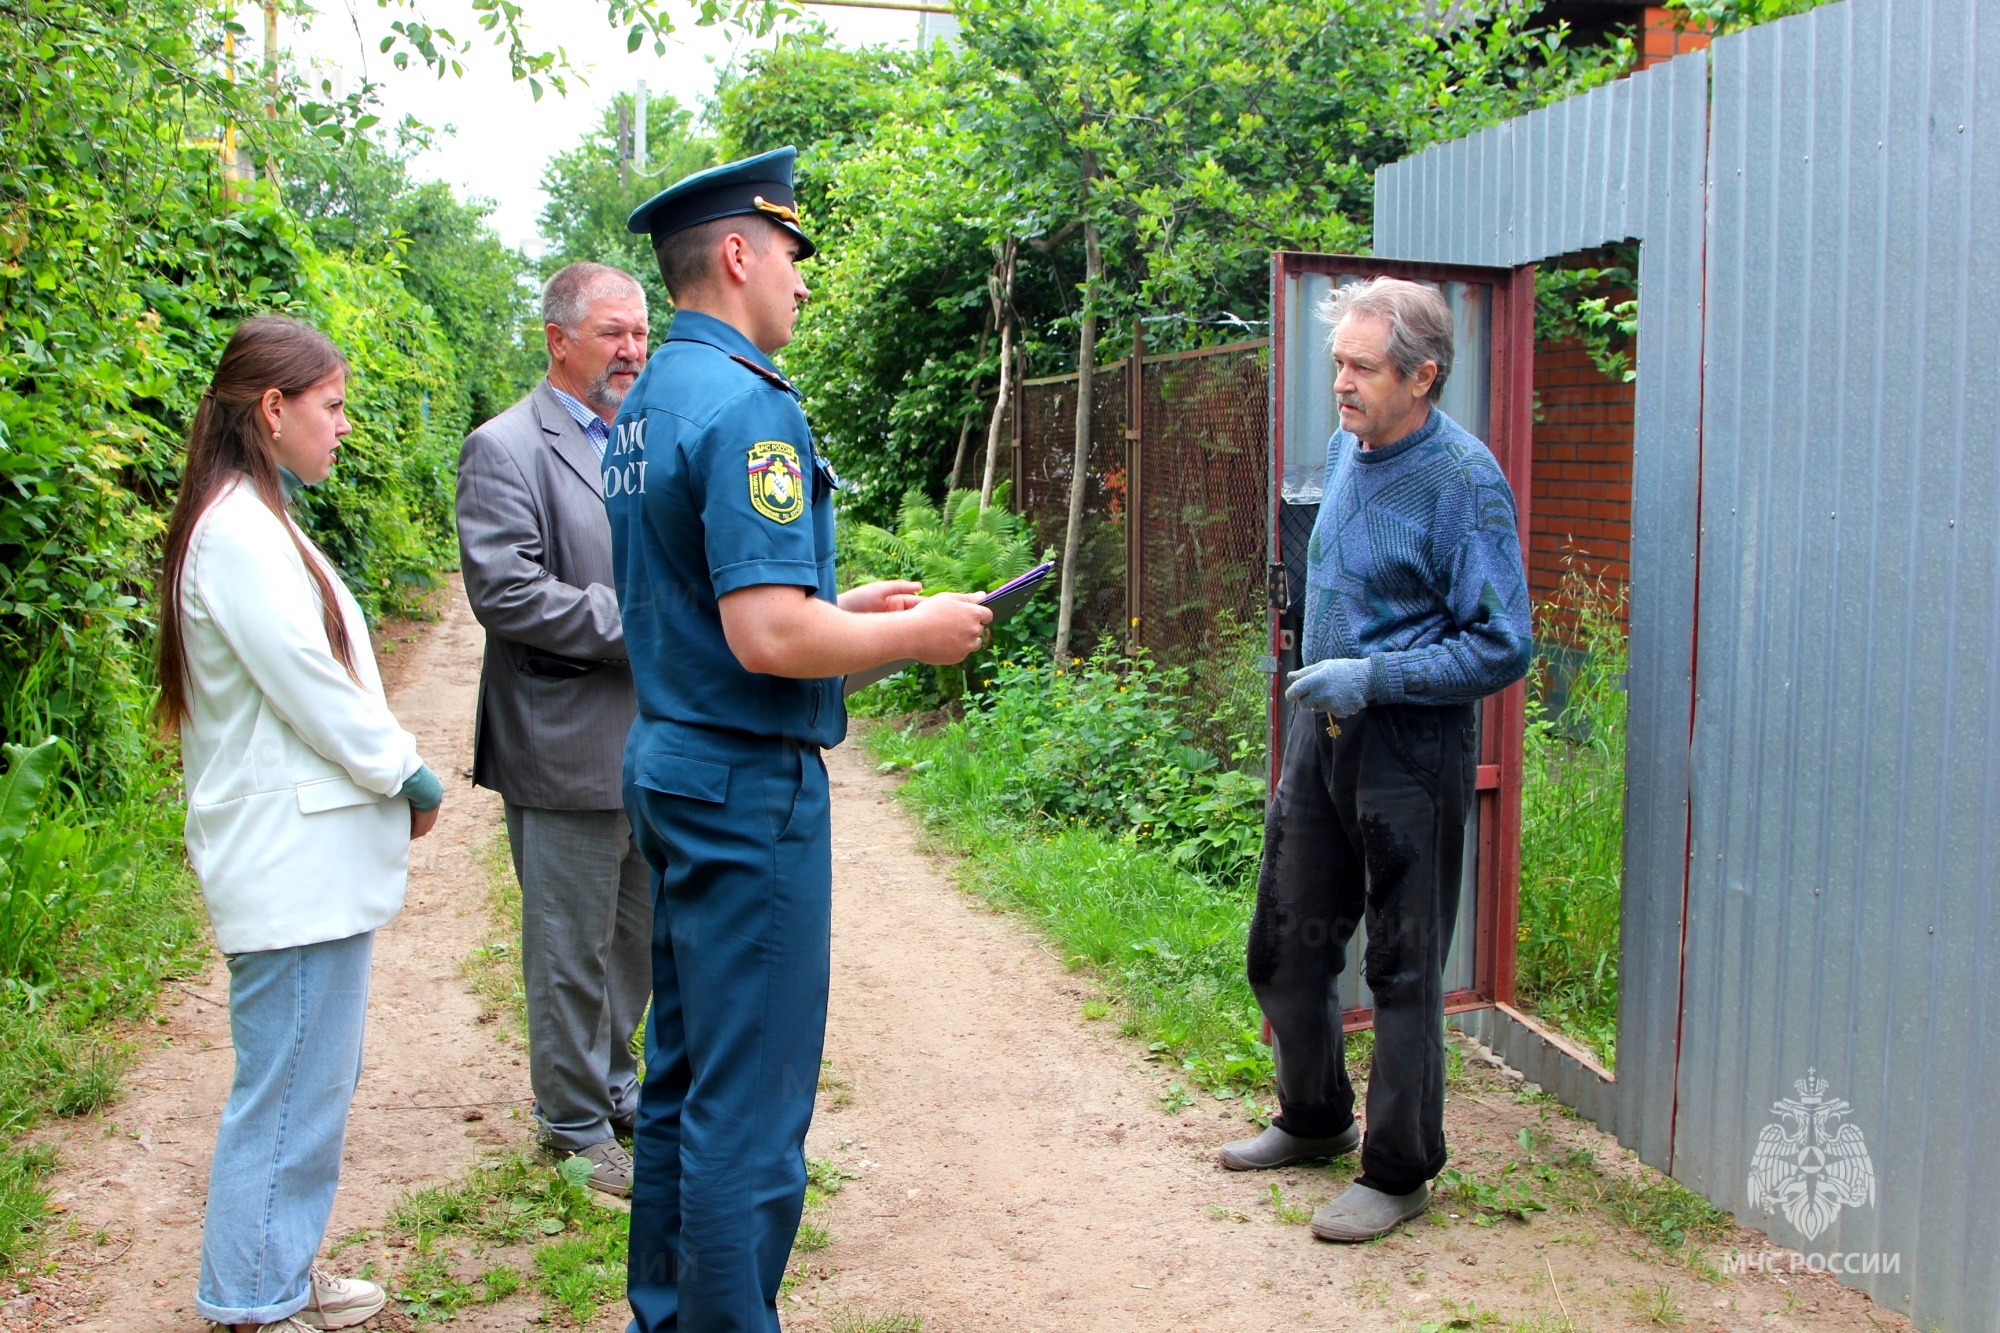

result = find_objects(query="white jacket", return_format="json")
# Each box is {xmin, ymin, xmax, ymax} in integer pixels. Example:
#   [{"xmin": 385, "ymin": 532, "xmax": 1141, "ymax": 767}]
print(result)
[{"xmin": 177, "ymin": 477, "xmax": 423, "ymax": 953}]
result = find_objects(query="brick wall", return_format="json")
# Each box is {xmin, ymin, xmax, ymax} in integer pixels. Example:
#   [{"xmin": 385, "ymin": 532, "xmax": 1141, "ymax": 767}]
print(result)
[
  {"xmin": 1639, "ymin": 4, "xmax": 1711, "ymax": 68},
  {"xmin": 1530, "ymin": 336, "xmax": 1634, "ymax": 624}
]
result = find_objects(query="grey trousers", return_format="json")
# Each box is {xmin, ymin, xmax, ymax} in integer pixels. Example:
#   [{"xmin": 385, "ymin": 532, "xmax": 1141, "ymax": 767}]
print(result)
[{"xmin": 504, "ymin": 801, "xmax": 653, "ymax": 1151}]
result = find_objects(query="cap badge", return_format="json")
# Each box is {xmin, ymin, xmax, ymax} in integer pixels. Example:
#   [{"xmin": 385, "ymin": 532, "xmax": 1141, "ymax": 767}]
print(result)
[{"xmin": 752, "ymin": 195, "xmax": 802, "ymax": 226}]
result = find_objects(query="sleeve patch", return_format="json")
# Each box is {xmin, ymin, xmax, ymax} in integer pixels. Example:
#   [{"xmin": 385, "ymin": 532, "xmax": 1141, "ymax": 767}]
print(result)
[{"xmin": 747, "ymin": 441, "xmax": 806, "ymax": 524}]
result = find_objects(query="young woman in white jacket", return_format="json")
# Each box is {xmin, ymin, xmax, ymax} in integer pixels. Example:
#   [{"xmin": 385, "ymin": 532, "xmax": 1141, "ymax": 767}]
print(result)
[{"xmin": 155, "ymin": 316, "xmax": 445, "ymax": 1332}]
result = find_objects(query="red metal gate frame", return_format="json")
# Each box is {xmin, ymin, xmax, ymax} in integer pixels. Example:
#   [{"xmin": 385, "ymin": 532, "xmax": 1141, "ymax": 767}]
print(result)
[{"xmin": 1267, "ymin": 252, "xmax": 1535, "ymax": 1028}]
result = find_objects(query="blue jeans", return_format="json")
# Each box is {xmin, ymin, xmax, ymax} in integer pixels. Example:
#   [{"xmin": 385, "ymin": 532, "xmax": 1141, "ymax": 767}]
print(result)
[{"xmin": 196, "ymin": 930, "xmax": 375, "ymax": 1325}]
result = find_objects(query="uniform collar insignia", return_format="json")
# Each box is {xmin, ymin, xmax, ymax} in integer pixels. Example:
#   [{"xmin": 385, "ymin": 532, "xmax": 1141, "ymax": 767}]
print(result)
[{"xmin": 728, "ymin": 353, "xmax": 797, "ymax": 396}]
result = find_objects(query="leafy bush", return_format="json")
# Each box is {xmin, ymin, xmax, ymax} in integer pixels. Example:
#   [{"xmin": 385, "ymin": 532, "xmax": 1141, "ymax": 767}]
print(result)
[
  {"xmin": 839, "ymin": 484, "xmax": 1049, "ymax": 707},
  {"xmin": 0, "ymin": 0, "xmax": 520, "ymax": 1266},
  {"xmin": 0, "ymin": 740, "xmax": 134, "ymax": 1010},
  {"xmin": 1535, "ymin": 248, "xmax": 1639, "ymax": 384},
  {"xmin": 925, "ymin": 644, "xmax": 1266, "ymax": 881},
  {"xmin": 1515, "ymin": 571, "xmax": 1628, "ymax": 1065},
  {"xmin": 295, "ymin": 249, "xmax": 469, "ymax": 618}
]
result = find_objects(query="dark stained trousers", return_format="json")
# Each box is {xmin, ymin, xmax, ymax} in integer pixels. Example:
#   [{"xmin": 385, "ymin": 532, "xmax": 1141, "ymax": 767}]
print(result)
[
  {"xmin": 1247, "ymin": 700, "xmax": 1476, "ymax": 1196},
  {"xmin": 622, "ymin": 720, "xmax": 831, "ymax": 1333}
]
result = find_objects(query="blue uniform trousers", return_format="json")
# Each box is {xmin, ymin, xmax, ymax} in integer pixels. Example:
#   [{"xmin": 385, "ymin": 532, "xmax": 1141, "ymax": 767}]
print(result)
[{"xmin": 623, "ymin": 719, "xmax": 832, "ymax": 1333}]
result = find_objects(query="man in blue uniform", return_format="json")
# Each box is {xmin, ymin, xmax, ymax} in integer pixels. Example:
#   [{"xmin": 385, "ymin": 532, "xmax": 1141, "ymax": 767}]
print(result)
[{"xmin": 604, "ymin": 147, "xmax": 992, "ymax": 1332}]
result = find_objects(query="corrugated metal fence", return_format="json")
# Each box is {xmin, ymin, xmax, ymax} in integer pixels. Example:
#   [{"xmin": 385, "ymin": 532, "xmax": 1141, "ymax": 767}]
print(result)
[{"xmin": 1375, "ymin": 1, "xmax": 2000, "ymax": 1326}]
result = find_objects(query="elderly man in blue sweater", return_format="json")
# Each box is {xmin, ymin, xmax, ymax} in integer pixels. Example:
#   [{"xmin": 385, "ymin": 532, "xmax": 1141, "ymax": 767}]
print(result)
[{"xmin": 1220, "ymin": 277, "xmax": 1532, "ymax": 1242}]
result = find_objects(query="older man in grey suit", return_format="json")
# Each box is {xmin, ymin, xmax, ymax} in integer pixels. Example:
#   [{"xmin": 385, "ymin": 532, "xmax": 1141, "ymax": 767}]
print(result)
[{"xmin": 457, "ymin": 262, "xmax": 651, "ymax": 1196}]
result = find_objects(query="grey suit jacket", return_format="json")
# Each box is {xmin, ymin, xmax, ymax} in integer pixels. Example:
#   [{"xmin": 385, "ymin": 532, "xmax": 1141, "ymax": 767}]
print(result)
[{"xmin": 457, "ymin": 382, "xmax": 634, "ymax": 810}]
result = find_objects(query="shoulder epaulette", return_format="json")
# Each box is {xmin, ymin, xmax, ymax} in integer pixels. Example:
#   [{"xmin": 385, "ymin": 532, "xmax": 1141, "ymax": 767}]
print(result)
[{"xmin": 728, "ymin": 354, "xmax": 798, "ymax": 396}]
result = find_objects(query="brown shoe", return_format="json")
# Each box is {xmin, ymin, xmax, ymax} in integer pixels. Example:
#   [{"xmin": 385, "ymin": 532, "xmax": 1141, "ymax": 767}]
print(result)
[{"xmin": 570, "ymin": 1137, "xmax": 634, "ymax": 1197}]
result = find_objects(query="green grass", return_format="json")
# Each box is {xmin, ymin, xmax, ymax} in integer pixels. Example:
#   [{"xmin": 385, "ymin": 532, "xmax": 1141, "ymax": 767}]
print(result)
[
  {"xmin": 534, "ymin": 1216, "xmax": 627, "ymax": 1324},
  {"xmin": 384, "ymin": 1151, "xmax": 628, "ymax": 1324},
  {"xmin": 1440, "ymin": 1113, "xmax": 1733, "ymax": 1265},
  {"xmin": 389, "ymin": 1250, "xmax": 522, "ymax": 1325},
  {"xmin": 461, "ymin": 829, "xmax": 529, "ymax": 1047},
  {"xmin": 1516, "ymin": 571, "xmax": 1629, "ymax": 1067},
  {"xmin": 0, "ymin": 743, "xmax": 208, "ymax": 1272},
  {"xmin": 827, "ymin": 1311, "xmax": 924, "ymax": 1333}
]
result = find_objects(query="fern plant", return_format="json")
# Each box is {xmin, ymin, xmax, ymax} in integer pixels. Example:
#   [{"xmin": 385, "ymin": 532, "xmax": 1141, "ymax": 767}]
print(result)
[{"xmin": 840, "ymin": 484, "xmax": 1048, "ymax": 703}]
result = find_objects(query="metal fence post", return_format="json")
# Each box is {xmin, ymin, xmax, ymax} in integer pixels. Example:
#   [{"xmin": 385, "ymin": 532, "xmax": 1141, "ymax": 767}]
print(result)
[{"xmin": 1125, "ymin": 322, "xmax": 1144, "ymax": 651}]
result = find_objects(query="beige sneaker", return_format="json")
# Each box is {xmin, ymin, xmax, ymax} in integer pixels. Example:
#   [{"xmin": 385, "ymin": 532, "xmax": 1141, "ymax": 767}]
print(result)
[{"xmin": 293, "ymin": 1267, "xmax": 387, "ymax": 1329}]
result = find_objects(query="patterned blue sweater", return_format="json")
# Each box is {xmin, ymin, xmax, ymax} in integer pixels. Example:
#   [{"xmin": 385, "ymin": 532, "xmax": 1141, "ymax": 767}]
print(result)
[{"xmin": 1302, "ymin": 408, "xmax": 1533, "ymax": 706}]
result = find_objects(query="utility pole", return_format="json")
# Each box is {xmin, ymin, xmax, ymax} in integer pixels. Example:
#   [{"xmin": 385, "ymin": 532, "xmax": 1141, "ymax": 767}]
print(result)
[
  {"xmin": 634, "ymin": 81, "xmax": 649, "ymax": 173},
  {"xmin": 262, "ymin": 1, "xmax": 281, "ymax": 184},
  {"xmin": 617, "ymin": 99, "xmax": 633, "ymax": 189}
]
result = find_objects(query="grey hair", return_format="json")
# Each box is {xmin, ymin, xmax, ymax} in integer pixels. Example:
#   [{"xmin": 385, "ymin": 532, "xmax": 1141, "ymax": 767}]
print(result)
[
  {"xmin": 1315, "ymin": 276, "xmax": 1454, "ymax": 402},
  {"xmin": 542, "ymin": 262, "xmax": 645, "ymax": 333}
]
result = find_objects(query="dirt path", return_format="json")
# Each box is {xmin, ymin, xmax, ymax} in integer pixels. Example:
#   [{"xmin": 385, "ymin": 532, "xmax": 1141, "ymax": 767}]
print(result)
[
  {"xmin": 26, "ymin": 580, "xmax": 539, "ymax": 1331},
  {"xmin": 788, "ymin": 744, "xmax": 1913, "ymax": 1333},
  {"xmin": 16, "ymin": 584, "xmax": 1913, "ymax": 1333}
]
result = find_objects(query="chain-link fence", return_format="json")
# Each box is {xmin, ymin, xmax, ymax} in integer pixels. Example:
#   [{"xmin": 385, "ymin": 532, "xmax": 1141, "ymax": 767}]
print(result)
[
  {"xmin": 1132, "ymin": 344, "xmax": 1270, "ymax": 667},
  {"xmin": 1007, "ymin": 360, "xmax": 1132, "ymax": 652},
  {"xmin": 998, "ymin": 338, "xmax": 1271, "ymax": 673}
]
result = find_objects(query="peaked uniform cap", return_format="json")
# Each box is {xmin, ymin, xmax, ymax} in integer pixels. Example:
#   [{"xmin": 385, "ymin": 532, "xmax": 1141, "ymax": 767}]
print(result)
[{"xmin": 625, "ymin": 146, "xmax": 816, "ymax": 259}]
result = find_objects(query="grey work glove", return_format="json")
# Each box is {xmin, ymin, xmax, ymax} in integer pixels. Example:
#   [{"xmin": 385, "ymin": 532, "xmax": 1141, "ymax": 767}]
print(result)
[{"xmin": 1285, "ymin": 657, "xmax": 1372, "ymax": 719}]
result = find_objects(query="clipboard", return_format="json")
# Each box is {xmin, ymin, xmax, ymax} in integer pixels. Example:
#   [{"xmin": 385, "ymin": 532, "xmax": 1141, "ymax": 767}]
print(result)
[{"xmin": 842, "ymin": 561, "xmax": 1055, "ymax": 696}]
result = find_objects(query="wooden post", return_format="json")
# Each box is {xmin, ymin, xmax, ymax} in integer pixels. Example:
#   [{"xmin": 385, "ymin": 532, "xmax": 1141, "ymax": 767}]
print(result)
[
  {"xmin": 978, "ymin": 238, "xmax": 1019, "ymax": 511},
  {"xmin": 261, "ymin": 1, "xmax": 281, "ymax": 184}
]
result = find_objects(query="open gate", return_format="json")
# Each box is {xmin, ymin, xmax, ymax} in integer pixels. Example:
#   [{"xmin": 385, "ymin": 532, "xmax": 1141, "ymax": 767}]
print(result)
[{"xmin": 1265, "ymin": 252, "xmax": 1536, "ymax": 1030}]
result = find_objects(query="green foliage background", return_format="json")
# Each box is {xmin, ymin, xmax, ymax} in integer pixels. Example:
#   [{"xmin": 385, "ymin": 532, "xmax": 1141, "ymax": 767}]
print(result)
[
  {"xmin": 0, "ymin": 0, "xmax": 536, "ymax": 1264},
  {"xmin": 696, "ymin": 1, "xmax": 1635, "ymax": 520}
]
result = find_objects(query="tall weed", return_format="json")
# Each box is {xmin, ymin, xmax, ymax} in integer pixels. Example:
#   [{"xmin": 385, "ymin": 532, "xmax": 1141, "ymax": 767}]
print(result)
[
  {"xmin": 1516, "ymin": 572, "xmax": 1628, "ymax": 1065},
  {"xmin": 0, "ymin": 739, "xmax": 136, "ymax": 1010}
]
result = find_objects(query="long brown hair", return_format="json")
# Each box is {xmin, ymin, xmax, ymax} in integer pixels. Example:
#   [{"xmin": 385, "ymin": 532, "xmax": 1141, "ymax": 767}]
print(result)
[{"xmin": 155, "ymin": 316, "xmax": 360, "ymax": 730}]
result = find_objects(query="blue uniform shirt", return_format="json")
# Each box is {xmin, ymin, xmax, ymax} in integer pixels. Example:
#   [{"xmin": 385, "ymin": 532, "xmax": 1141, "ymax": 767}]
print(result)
[{"xmin": 603, "ymin": 310, "xmax": 845, "ymax": 750}]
